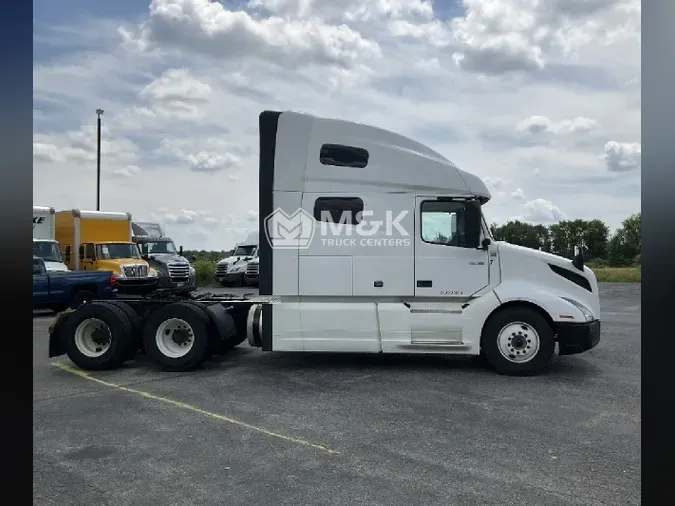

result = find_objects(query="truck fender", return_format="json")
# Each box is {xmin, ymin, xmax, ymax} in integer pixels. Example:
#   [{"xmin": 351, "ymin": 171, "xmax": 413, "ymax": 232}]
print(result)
[
  {"xmin": 202, "ymin": 303, "xmax": 238, "ymax": 351},
  {"xmin": 492, "ymin": 281, "xmax": 586, "ymax": 325},
  {"xmin": 48, "ymin": 310, "xmax": 74, "ymax": 358}
]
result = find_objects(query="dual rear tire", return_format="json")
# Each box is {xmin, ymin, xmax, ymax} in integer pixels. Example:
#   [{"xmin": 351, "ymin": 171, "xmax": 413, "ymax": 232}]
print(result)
[{"xmin": 59, "ymin": 300, "xmax": 240, "ymax": 372}]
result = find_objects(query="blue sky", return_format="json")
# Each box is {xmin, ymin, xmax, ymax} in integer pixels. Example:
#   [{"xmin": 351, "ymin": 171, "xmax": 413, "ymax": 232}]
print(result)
[{"xmin": 33, "ymin": 0, "xmax": 641, "ymax": 250}]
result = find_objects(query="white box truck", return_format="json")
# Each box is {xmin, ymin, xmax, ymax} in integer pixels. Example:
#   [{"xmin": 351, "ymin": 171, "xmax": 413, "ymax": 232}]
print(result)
[
  {"xmin": 49, "ymin": 110, "xmax": 601, "ymax": 376},
  {"xmin": 33, "ymin": 206, "xmax": 69, "ymax": 272}
]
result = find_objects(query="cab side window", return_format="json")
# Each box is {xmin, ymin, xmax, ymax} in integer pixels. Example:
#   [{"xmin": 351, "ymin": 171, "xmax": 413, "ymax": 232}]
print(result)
[
  {"xmin": 421, "ymin": 200, "xmax": 467, "ymax": 247},
  {"xmin": 32, "ymin": 258, "xmax": 44, "ymax": 275},
  {"xmin": 313, "ymin": 197, "xmax": 364, "ymax": 225}
]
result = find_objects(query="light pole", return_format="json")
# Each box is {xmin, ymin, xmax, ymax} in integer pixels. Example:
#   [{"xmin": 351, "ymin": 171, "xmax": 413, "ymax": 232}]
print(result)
[{"xmin": 96, "ymin": 108, "xmax": 104, "ymax": 211}]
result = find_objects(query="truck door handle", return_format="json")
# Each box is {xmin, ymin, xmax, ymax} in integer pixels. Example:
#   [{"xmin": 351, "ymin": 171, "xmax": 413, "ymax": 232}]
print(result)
[{"xmin": 417, "ymin": 280, "xmax": 432, "ymax": 288}]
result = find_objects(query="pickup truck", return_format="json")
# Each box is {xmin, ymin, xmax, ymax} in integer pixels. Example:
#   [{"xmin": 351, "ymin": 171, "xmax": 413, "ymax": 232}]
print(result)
[{"xmin": 33, "ymin": 256, "xmax": 115, "ymax": 312}]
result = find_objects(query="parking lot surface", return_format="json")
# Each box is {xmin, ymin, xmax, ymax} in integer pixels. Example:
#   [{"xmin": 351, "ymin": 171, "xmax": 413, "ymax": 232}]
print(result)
[{"xmin": 33, "ymin": 283, "xmax": 640, "ymax": 505}]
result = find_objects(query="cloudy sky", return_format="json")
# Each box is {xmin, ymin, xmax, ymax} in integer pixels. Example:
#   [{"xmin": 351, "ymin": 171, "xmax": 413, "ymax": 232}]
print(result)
[{"xmin": 33, "ymin": 0, "xmax": 641, "ymax": 251}]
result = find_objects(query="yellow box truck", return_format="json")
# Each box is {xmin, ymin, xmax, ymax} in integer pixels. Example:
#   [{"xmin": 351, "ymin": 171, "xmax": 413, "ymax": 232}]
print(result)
[{"xmin": 55, "ymin": 210, "xmax": 159, "ymax": 294}]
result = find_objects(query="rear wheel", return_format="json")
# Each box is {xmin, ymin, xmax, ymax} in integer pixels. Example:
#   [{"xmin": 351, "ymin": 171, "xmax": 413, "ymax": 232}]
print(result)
[
  {"xmin": 98, "ymin": 301, "xmax": 143, "ymax": 360},
  {"xmin": 481, "ymin": 307, "xmax": 555, "ymax": 376},
  {"xmin": 60, "ymin": 302, "xmax": 134, "ymax": 370},
  {"xmin": 142, "ymin": 302, "xmax": 213, "ymax": 371}
]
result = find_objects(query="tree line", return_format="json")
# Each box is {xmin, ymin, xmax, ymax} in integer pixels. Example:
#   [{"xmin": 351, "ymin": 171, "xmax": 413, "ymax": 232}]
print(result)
[{"xmin": 489, "ymin": 213, "xmax": 641, "ymax": 267}]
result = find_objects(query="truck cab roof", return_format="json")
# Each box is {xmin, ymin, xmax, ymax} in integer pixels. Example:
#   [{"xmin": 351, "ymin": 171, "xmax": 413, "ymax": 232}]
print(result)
[{"xmin": 262, "ymin": 110, "xmax": 491, "ymax": 201}]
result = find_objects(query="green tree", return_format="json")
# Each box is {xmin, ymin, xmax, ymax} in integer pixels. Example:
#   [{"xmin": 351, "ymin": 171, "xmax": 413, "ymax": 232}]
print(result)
[
  {"xmin": 491, "ymin": 220, "xmax": 545, "ymax": 250},
  {"xmin": 609, "ymin": 213, "xmax": 641, "ymax": 266},
  {"xmin": 549, "ymin": 219, "xmax": 608, "ymax": 260},
  {"xmin": 581, "ymin": 219, "xmax": 610, "ymax": 261}
]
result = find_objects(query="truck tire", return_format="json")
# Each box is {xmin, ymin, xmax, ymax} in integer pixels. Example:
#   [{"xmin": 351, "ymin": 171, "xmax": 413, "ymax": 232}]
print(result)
[
  {"xmin": 142, "ymin": 302, "xmax": 212, "ymax": 372},
  {"xmin": 481, "ymin": 307, "xmax": 555, "ymax": 376},
  {"xmin": 70, "ymin": 289, "xmax": 95, "ymax": 309},
  {"xmin": 60, "ymin": 302, "xmax": 134, "ymax": 371},
  {"xmin": 98, "ymin": 301, "xmax": 143, "ymax": 360}
]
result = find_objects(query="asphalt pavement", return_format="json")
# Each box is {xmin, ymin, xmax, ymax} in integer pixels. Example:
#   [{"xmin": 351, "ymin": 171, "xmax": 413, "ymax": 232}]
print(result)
[{"xmin": 33, "ymin": 283, "xmax": 641, "ymax": 505}]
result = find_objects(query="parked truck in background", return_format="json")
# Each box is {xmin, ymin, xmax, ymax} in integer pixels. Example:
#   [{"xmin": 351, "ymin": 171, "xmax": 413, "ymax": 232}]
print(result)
[
  {"xmin": 132, "ymin": 221, "xmax": 197, "ymax": 294},
  {"xmin": 214, "ymin": 231, "xmax": 259, "ymax": 286},
  {"xmin": 33, "ymin": 206, "xmax": 69, "ymax": 272},
  {"xmin": 49, "ymin": 110, "xmax": 601, "ymax": 376},
  {"xmin": 243, "ymin": 257, "xmax": 259, "ymax": 286},
  {"xmin": 55, "ymin": 210, "xmax": 159, "ymax": 295},
  {"xmin": 33, "ymin": 256, "xmax": 115, "ymax": 312}
]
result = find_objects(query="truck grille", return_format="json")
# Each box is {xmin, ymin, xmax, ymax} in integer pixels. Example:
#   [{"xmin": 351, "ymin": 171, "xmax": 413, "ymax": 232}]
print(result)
[
  {"xmin": 122, "ymin": 264, "xmax": 149, "ymax": 278},
  {"xmin": 215, "ymin": 264, "xmax": 228, "ymax": 276},
  {"xmin": 246, "ymin": 263, "xmax": 259, "ymax": 275},
  {"xmin": 168, "ymin": 262, "xmax": 190, "ymax": 281}
]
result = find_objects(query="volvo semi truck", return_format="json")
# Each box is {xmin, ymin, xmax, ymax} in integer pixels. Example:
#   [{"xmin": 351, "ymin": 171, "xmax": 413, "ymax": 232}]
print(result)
[
  {"xmin": 55, "ymin": 210, "xmax": 159, "ymax": 294},
  {"xmin": 49, "ymin": 110, "xmax": 601, "ymax": 376},
  {"xmin": 33, "ymin": 206, "xmax": 69, "ymax": 272}
]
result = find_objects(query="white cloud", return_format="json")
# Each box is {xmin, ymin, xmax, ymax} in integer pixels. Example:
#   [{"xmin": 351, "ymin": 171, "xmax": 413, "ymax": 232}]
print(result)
[
  {"xmin": 32, "ymin": 0, "xmax": 641, "ymax": 250},
  {"xmin": 522, "ymin": 198, "xmax": 566, "ymax": 223},
  {"xmin": 110, "ymin": 165, "xmax": 142, "ymax": 178},
  {"xmin": 482, "ymin": 176, "xmax": 508, "ymax": 190},
  {"xmin": 516, "ymin": 115, "xmax": 599, "ymax": 134},
  {"xmin": 121, "ymin": 0, "xmax": 382, "ymax": 68},
  {"xmin": 603, "ymin": 140, "xmax": 641, "ymax": 172},
  {"xmin": 511, "ymin": 188, "xmax": 525, "ymax": 199}
]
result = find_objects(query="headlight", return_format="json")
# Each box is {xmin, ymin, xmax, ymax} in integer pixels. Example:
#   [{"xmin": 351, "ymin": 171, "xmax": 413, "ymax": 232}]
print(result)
[
  {"xmin": 561, "ymin": 297, "xmax": 594, "ymax": 322},
  {"xmin": 189, "ymin": 266, "xmax": 195, "ymax": 275},
  {"xmin": 116, "ymin": 270, "xmax": 126, "ymax": 278},
  {"xmin": 149, "ymin": 268, "xmax": 159, "ymax": 277}
]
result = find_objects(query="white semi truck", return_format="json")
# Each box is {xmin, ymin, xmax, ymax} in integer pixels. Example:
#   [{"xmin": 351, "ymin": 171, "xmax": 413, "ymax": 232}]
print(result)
[
  {"xmin": 33, "ymin": 206, "xmax": 69, "ymax": 272},
  {"xmin": 214, "ymin": 231, "xmax": 259, "ymax": 286},
  {"xmin": 48, "ymin": 110, "xmax": 601, "ymax": 376}
]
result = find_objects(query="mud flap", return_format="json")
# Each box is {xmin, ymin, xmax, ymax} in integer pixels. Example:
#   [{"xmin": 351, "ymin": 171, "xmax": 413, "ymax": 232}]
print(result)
[
  {"xmin": 48, "ymin": 310, "xmax": 74, "ymax": 358},
  {"xmin": 203, "ymin": 303, "xmax": 238, "ymax": 354}
]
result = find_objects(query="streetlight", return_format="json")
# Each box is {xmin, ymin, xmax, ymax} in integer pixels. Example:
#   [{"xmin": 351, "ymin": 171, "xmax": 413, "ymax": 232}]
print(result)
[{"xmin": 96, "ymin": 108, "xmax": 104, "ymax": 211}]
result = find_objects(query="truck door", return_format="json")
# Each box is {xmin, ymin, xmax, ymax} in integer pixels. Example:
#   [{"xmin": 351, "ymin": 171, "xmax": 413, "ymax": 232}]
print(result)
[
  {"xmin": 80, "ymin": 243, "xmax": 96, "ymax": 271},
  {"xmin": 414, "ymin": 196, "xmax": 489, "ymax": 298},
  {"xmin": 32, "ymin": 258, "xmax": 49, "ymax": 305}
]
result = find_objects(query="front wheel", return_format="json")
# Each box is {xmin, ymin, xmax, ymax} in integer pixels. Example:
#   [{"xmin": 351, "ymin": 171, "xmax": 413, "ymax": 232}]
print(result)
[{"xmin": 481, "ymin": 307, "xmax": 555, "ymax": 376}]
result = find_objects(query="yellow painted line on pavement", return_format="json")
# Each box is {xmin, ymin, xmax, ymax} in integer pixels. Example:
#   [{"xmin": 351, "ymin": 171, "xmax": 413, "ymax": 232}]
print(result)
[{"xmin": 51, "ymin": 361, "xmax": 339, "ymax": 455}]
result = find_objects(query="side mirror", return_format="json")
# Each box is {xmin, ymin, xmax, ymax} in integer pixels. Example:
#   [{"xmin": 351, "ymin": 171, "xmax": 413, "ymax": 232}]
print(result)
[
  {"xmin": 572, "ymin": 245, "xmax": 584, "ymax": 271},
  {"xmin": 481, "ymin": 238, "xmax": 492, "ymax": 249},
  {"xmin": 179, "ymin": 246, "xmax": 184, "ymax": 256},
  {"xmin": 464, "ymin": 200, "xmax": 482, "ymax": 249}
]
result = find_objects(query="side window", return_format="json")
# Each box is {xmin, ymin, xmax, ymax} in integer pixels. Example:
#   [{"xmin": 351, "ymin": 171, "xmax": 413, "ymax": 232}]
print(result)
[
  {"xmin": 32, "ymin": 258, "xmax": 43, "ymax": 275},
  {"xmin": 320, "ymin": 144, "xmax": 369, "ymax": 168},
  {"xmin": 313, "ymin": 197, "xmax": 365, "ymax": 225},
  {"xmin": 81, "ymin": 243, "xmax": 95, "ymax": 260},
  {"xmin": 421, "ymin": 200, "xmax": 467, "ymax": 247}
]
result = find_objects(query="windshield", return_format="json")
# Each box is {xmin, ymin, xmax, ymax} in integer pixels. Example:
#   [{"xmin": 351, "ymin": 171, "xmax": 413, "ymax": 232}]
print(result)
[
  {"xmin": 233, "ymin": 245, "xmax": 257, "ymax": 257},
  {"xmin": 33, "ymin": 241, "xmax": 62, "ymax": 263},
  {"xmin": 141, "ymin": 241, "xmax": 178, "ymax": 255},
  {"xmin": 96, "ymin": 243, "xmax": 141, "ymax": 260}
]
